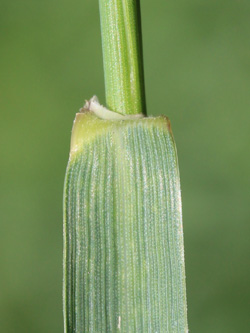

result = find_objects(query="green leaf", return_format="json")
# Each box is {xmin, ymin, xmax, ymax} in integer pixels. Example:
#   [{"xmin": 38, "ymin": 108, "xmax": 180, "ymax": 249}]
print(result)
[{"xmin": 63, "ymin": 110, "xmax": 188, "ymax": 332}]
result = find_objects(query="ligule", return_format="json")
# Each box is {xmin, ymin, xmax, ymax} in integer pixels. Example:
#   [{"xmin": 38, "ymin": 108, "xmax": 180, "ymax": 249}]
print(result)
[{"xmin": 63, "ymin": 109, "xmax": 188, "ymax": 332}]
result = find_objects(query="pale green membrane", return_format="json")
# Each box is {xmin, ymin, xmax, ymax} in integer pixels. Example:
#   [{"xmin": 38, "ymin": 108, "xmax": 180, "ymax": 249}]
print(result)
[{"xmin": 63, "ymin": 113, "xmax": 188, "ymax": 332}]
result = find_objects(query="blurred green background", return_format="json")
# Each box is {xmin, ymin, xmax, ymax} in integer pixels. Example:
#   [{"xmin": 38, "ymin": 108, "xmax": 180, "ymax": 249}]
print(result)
[{"xmin": 1, "ymin": 0, "xmax": 250, "ymax": 331}]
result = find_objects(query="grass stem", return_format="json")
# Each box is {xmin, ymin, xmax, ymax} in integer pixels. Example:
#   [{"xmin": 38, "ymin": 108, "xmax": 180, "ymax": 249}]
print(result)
[{"xmin": 98, "ymin": 0, "xmax": 146, "ymax": 115}]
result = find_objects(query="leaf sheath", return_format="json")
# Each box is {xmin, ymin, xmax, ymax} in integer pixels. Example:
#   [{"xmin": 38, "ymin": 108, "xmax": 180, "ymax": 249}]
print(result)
[{"xmin": 63, "ymin": 112, "xmax": 188, "ymax": 332}]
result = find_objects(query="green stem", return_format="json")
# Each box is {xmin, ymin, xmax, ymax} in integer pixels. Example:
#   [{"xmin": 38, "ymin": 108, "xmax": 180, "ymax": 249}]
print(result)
[{"xmin": 99, "ymin": 0, "xmax": 146, "ymax": 116}]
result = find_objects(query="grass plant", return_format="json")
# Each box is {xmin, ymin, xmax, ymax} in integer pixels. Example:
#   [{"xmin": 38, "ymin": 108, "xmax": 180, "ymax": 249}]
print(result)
[{"xmin": 63, "ymin": 1, "xmax": 188, "ymax": 331}]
